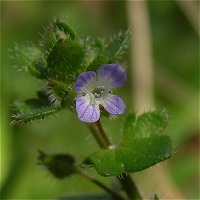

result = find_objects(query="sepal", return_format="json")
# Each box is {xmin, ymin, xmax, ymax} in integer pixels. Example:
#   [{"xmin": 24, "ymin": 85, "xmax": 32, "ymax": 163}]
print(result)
[
  {"xmin": 85, "ymin": 30, "xmax": 129, "ymax": 71},
  {"xmin": 55, "ymin": 19, "xmax": 77, "ymax": 40},
  {"xmin": 46, "ymin": 38, "xmax": 86, "ymax": 82},
  {"xmin": 86, "ymin": 56, "xmax": 107, "ymax": 72},
  {"xmin": 40, "ymin": 19, "xmax": 77, "ymax": 56},
  {"xmin": 45, "ymin": 79, "xmax": 76, "ymax": 111}
]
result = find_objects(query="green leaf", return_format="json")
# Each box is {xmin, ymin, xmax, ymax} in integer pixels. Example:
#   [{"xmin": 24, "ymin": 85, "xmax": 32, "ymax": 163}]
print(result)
[
  {"xmin": 12, "ymin": 43, "xmax": 47, "ymax": 79},
  {"xmin": 117, "ymin": 135, "xmax": 171, "ymax": 173},
  {"xmin": 47, "ymin": 38, "xmax": 85, "ymax": 82},
  {"xmin": 104, "ymin": 30, "xmax": 129, "ymax": 63},
  {"xmin": 123, "ymin": 110, "xmax": 169, "ymax": 143},
  {"xmin": 11, "ymin": 78, "xmax": 75, "ymax": 126},
  {"xmin": 85, "ymin": 149, "xmax": 124, "ymax": 176},
  {"xmin": 86, "ymin": 111, "xmax": 172, "ymax": 176},
  {"xmin": 11, "ymin": 98, "xmax": 61, "ymax": 125}
]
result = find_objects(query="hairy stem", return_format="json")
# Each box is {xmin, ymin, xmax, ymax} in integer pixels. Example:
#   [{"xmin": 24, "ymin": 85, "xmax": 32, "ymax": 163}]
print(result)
[
  {"xmin": 88, "ymin": 120, "xmax": 142, "ymax": 200},
  {"xmin": 78, "ymin": 171, "xmax": 125, "ymax": 200},
  {"xmin": 118, "ymin": 174, "xmax": 142, "ymax": 200}
]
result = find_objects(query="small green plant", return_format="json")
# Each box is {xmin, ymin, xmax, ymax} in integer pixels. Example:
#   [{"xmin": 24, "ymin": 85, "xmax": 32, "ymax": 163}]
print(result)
[{"xmin": 11, "ymin": 19, "xmax": 172, "ymax": 200}]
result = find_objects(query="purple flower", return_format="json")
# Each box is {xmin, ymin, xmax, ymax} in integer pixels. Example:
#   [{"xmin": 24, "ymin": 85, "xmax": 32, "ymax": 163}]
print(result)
[{"xmin": 75, "ymin": 63, "xmax": 126, "ymax": 123}]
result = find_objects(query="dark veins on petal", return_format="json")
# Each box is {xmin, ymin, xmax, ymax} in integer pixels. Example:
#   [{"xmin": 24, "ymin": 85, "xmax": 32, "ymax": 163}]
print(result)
[
  {"xmin": 76, "ymin": 97, "xmax": 88, "ymax": 108},
  {"xmin": 79, "ymin": 104, "xmax": 90, "ymax": 119},
  {"xmin": 104, "ymin": 95, "xmax": 124, "ymax": 113}
]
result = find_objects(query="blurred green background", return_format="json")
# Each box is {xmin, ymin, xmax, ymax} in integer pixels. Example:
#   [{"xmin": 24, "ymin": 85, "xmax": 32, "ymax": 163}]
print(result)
[{"xmin": 1, "ymin": 1, "xmax": 199, "ymax": 199}]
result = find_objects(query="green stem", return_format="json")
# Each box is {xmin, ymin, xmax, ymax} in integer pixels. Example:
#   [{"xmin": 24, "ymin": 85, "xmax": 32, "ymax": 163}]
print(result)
[
  {"xmin": 88, "ymin": 120, "xmax": 142, "ymax": 200},
  {"xmin": 88, "ymin": 122, "xmax": 108, "ymax": 148},
  {"xmin": 78, "ymin": 171, "xmax": 125, "ymax": 200},
  {"xmin": 95, "ymin": 120, "xmax": 112, "ymax": 147},
  {"xmin": 88, "ymin": 120, "xmax": 112, "ymax": 148},
  {"xmin": 118, "ymin": 174, "xmax": 142, "ymax": 200}
]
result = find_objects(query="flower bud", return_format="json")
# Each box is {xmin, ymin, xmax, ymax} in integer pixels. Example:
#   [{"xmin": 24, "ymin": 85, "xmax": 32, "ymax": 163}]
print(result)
[{"xmin": 38, "ymin": 151, "xmax": 76, "ymax": 179}]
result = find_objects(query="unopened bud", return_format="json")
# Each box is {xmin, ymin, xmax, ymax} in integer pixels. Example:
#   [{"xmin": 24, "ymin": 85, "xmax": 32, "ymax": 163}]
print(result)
[{"xmin": 38, "ymin": 150, "xmax": 76, "ymax": 179}]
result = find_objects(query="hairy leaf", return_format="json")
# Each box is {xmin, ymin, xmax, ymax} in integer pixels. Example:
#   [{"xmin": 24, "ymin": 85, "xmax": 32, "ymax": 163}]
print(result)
[
  {"xmin": 11, "ymin": 98, "xmax": 61, "ymax": 125},
  {"xmin": 12, "ymin": 43, "xmax": 47, "ymax": 79},
  {"xmin": 86, "ymin": 111, "xmax": 172, "ymax": 176},
  {"xmin": 104, "ymin": 30, "xmax": 129, "ymax": 63}
]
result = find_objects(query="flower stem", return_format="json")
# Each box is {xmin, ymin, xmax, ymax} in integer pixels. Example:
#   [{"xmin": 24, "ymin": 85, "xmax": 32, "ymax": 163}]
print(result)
[
  {"xmin": 88, "ymin": 122, "xmax": 108, "ymax": 149},
  {"xmin": 88, "ymin": 120, "xmax": 142, "ymax": 200},
  {"xmin": 77, "ymin": 171, "xmax": 125, "ymax": 200},
  {"xmin": 95, "ymin": 120, "xmax": 112, "ymax": 146}
]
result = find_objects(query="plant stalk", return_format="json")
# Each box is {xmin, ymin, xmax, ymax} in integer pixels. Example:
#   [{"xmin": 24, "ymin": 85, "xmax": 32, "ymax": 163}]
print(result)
[
  {"xmin": 118, "ymin": 174, "xmax": 142, "ymax": 200},
  {"xmin": 88, "ymin": 122, "xmax": 108, "ymax": 149},
  {"xmin": 88, "ymin": 120, "xmax": 142, "ymax": 200},
  {"xmin": 78, "ymin": 171, "xmax": 125, "ymax": 200}
]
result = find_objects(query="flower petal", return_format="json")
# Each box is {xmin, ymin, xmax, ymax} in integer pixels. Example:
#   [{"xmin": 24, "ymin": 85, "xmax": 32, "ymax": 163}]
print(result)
[
  {"xmin": 101, "ymin": 94, "xmax": 126, "ymax": 115},
  {"xmin": 75, "ymin": 71, "xmax": 96, "ymax": 93},
  {"xmin": 98, "ymin": 63, "xmax": 126, "ymax": 89},
  {"xmin": 76, "ymin": 96, "xmax": 100, "ymax": 123}
]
